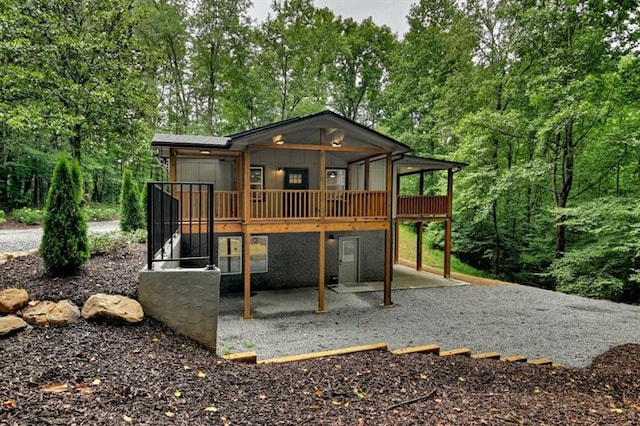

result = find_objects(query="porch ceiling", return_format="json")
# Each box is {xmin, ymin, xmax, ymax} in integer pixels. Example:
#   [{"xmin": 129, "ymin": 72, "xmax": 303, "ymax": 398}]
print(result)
[
  {"xmin": 228, "ymin": 110, "xmax": 411, "ymax": 156},
  {"xmin": 395, "ymin": 155, "xmax": 468, "ymax": 175}
]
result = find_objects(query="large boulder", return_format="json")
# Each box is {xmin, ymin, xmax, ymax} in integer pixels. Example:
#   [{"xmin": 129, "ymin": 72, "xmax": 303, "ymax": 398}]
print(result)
[
  {"xmin": 81, "ymin": 294, "xmax": 143, "ymax": 323},
  {"xmin": 0, "ymin": 315, "xmax": 29, "ymax": 337},
  {"xmin": 0, "ymin": 288, "xmax": 29, "ymax": 314},
  {"xmin": 21, "ymin": 300, "xmax": 81, "ymax": 326}
]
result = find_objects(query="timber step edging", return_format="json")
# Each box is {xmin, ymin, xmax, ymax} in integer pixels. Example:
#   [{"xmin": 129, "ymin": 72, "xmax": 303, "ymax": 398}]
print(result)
[{"xmin": 222, "ymin": 342, "xmax": 561, "ymax": 367}]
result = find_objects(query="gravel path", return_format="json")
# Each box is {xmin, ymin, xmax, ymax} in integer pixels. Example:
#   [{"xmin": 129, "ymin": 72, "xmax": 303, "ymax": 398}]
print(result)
[
  {"xmin": 0, "ymin": 220, "xmax": 119, "ymax": 253},
  {"xmin": 217, "ymin": 283, "xmax": 640, "ymax": 367}
]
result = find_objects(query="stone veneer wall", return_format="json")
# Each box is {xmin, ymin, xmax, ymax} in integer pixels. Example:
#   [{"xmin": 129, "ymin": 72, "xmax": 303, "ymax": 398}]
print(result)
[{"xmin": 138, "ymin": 267, "xmax": 220, "ymax": 351}]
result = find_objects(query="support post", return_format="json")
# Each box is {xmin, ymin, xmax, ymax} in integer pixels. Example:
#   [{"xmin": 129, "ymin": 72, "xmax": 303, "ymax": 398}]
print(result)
[
  {"xmin": 243, "ymin": 148, "xmax": 253, "ymax": 319},
  {"xmin": 243, "ymin": 227, "xmax": 252, "ymax": 319},
  {"xmin": 417, "ymin": 221, "xmax": 423, "ymax": 271},
  {"xmin": 383, "ymin": 153, "xmax": 393, "ymax": 306},
  {"xmin": 444, "ymin": 169, "xmax": 453, "ymax": 278},
  {"xmin": 394, "ymin": 221, "xmax": 400, "ymax": 264},
  {"xmin": 317, "ymin": 230, "xmax": 327, "ymax": 313}
]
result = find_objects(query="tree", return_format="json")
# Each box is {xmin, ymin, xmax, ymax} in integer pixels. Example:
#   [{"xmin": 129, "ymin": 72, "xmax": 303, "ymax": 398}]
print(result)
[
  {"xmin": 259, "ymin": 0, "xmax": 338, "ymax": 120},
  {"xmin": 40, "ymin": 154, "xmax": 90, "ymax": 276},
  {"xmin": 1, "ymin": 0, "xmax": 156, "ymax": 205},
  {"xmin": 329, "ymin": 17, "xmax": 396, "ymax": 124},
  {"xmin": 120, "ymin": 169, "xmax": 144, "ymax": 232}
]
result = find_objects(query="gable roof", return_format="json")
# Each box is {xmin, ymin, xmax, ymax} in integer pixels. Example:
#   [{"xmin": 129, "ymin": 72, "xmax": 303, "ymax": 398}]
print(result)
[{"xmin": 227, "ymin": 110, "xmax": 411, "ymax": 155}]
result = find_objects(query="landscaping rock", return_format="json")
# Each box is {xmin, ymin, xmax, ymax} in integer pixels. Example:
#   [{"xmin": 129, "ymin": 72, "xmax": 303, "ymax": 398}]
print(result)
[
  {"xmin": 0, "ymin": 315, "xmax": 28, "ymax": 336},
  {"xmin": 21, "ymin": 301, "xmax": 57, "ymax": 325},
  {"xmin": 81, "ymin": 294, "xmax": 143, "ymax": 323},
  {"xmin": 21, "ymin": 300, "xmax": 81, "ymax": 326},
  {"xmin": 47, "ymin": 300, "xmax": 81, "ymax": 326},
  {"xmin": 0, "ymin": 288, "xmax": 29, "ymax": 314}
]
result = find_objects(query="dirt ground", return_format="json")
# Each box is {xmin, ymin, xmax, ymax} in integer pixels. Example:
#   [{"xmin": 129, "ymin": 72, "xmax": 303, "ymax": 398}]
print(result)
[{"xmin": 1, "ymin": 246, "xmax": 639, "ymax": 425}]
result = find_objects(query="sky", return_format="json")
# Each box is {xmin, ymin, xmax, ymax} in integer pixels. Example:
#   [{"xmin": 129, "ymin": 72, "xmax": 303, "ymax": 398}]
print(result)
[{"xmin": 249, "ymin": 0, "xmax": 415, "ymax": 38}]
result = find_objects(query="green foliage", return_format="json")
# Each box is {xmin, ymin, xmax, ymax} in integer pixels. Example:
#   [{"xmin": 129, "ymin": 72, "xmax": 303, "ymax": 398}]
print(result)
[
  {"xmin": 0, "ymin": 209, "xmax": 5, "ymax": 225},
  {"xmin": 85, "ymin": 204, "xmax": 119, "ymax": 222},
  {"xmin": 550, "ymin": 198, "xmax": 640, "ymax": 303},
  {"xmin": 40, "ymin": 155, "xmax": 90, "ymax": 276},
  {"xmin": 120, "ymin": 170, "xmax": 144, "ymax": 232},
  {"xmin": 89, "ymin": 229, "xmax": 147, "ymax": 255},
  {"xmin": 11, "ymin": 207, "xmax": 44, "ymax": 225}
]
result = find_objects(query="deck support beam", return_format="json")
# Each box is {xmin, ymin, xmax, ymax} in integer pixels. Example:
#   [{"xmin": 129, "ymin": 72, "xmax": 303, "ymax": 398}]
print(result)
[
  {"xmin": 243, "ymin": 148, "xmax": 253, "ymax": 319},
  {"xmin": 444, "ymin": 169, "xmax": 453, "ymax": 278},
  {"xmin": 317, "ymin": 230, "xmax": 327, "ymax": 313},
  {"xmin": 416, "ymin": 221, "xmax": 423, "ymax": 271},
  {"xmin": 383, "ymin": 153, "xmax": 393, "ymax": 307}
]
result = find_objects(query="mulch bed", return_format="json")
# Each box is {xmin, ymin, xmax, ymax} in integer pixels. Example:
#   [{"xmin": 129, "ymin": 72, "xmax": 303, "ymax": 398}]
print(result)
[{"xmin": 2, "ymin": 246, "xmax": 640, "ymax": 425}]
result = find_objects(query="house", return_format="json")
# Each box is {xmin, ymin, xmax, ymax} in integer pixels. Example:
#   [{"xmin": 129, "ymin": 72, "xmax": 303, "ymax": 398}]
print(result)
[{"xmin": 150, "ymin": 110, "xmax": 466, "ymax": 319}]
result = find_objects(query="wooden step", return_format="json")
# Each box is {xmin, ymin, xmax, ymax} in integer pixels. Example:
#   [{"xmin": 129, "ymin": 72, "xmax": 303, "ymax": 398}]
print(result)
[
  {"xmin": 528, "ymin": 358, "xmax": 552, "ymax": 366},
  {"xmin": 223, "ymin": 351, "xmax": 257, "ymax": 364},
  {"xmin": 392, "ymin": 344, "xmax": 440, "ymax": 355},
  {"xmin": 439, "ymin": 347, "xmax": 471, "ymax": 357},
  {"xmin": 471, "ymin": 351, "xmax": 501, "ymax": 360},
  {"xmin": 258, "ymin": 342, "xmax": 388, "ymax": 364},
  {"xmin": 502, "ymin": 354, "xmax": 527, "ymax": 363}
]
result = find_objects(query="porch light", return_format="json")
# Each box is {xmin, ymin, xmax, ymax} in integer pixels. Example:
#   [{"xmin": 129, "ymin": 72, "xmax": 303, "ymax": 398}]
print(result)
[
  {"xmin": 199, "ymin": 150, "xmax": 211, "ymax": 155},
  {"xmin": 277, "ymin": 167, "xmax": 283, "ymax": 172},
  {"xmin": 329, "ymin": 129, "xmax": 344, "ymax": 147},
  {"xmin": 328, "ymin": 234, "xmax": 336, "ymax": 241},
  {"xmin": 272, "ymin": 134, "xmax": 284, "ymax": 144},
  {"xmin": 328, "ymin": 171, "xmax": 337, "ymax": 179}
]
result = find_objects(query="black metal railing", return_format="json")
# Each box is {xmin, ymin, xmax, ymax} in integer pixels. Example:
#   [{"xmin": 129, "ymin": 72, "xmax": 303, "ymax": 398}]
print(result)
[{"xmin": 146, "ymin": 182, "xmax": 215, "ymax": 270}]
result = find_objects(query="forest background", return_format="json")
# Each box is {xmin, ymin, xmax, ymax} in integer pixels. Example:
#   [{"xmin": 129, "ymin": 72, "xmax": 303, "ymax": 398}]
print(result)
[{"xmin": 1, "ymin": 0, "xmax": 639, "ymax": 303}]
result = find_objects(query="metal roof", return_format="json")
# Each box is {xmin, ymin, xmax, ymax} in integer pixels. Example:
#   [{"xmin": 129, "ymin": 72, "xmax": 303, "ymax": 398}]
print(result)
[{"xmin": 152, "ymin": 133, "xmax": 230, "ymax": 148}]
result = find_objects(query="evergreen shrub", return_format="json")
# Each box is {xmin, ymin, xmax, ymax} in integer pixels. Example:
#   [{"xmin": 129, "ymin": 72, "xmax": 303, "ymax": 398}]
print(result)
[
  {"xmin": 40, "ymin": 155, "xmax": 90, "ymax": 275},
  {"xmin": 120, "ymin": 170, "xmax": 144, "ymax": 232}
]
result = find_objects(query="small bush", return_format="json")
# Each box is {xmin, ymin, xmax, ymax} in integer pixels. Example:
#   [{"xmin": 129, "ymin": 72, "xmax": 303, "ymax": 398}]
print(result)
[
  {"xmin": 89, "ymin": 229, "xmax": 147, "ymax": 255},
  {"xmin": 85, "ymin": 204, "xmax": 119, "ymax": 221},
  {"xmin": 40, "ymin": 154, "xmax": 90, "ymax": 276},
  {"xmin": 120, "ymin": 170, "xmax": 144, "ymax": 232},
  {"xmin": 12, "ymin": 207, "xmax": 44, "ymax": 225},
  {"xmin": 0, "ymin": 209, "xmax": 5, "ymax": 224}
]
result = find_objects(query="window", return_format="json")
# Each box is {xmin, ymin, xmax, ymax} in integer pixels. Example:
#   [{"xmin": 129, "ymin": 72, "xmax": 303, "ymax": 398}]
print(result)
[
  {"xmin": 288, "ymin": 173, "xmax": 303, "ymax": 185},
  {"xmin": 218, "ymin": 236, "xmax": 242, "ymax": 274},
  {"xmin": 250, "ymin": 166, "xmax": 263, "ymax": 201},
  {"xmin": 250, "ymin": 236, "xmax": 268, "ymax": 273},
  {"xmin": 217, "ymin": 235, "xmax": 268, "ymax": 274},
  {"xmin": 326, "ymin": 169, "xmax": 346, "ymax": 191}
]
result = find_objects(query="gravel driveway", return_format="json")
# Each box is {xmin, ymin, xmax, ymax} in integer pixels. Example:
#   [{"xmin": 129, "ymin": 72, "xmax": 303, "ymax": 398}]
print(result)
[
  {"xmin": 217, "ymin": 282, "xmax": 640, "ymax": 368},
  {"xmin": 0, "ymin": 220, "xmax": 119, "ymax": 253}
]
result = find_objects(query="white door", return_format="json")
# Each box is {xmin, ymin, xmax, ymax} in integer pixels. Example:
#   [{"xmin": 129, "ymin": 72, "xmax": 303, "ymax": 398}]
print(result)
[{"xmin": 338, "ymin": 237, "xmax": 359, "ymax": 284}]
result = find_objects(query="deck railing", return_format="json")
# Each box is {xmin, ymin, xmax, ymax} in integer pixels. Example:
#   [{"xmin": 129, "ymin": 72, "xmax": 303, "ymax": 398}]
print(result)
[
  {"xmin": 171, "ymin": 190, "xmax": 447, "ymax": 222},
  {"xmin": 397, "ymin": 195, "xmax": 448, "ymax": 217},
  {"xmin": 147, "ymin": 182, "xmax": 215, "ymax": 270},
  {"xmin": 249, "ymin": 190, "xmax": 387, "ymax": 219}
]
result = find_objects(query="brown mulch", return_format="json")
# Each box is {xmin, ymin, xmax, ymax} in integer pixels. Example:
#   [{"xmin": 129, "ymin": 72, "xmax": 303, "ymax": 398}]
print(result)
[{"xmin": 2, "ymin": 246, "xmax": 640, "ymax": 425}]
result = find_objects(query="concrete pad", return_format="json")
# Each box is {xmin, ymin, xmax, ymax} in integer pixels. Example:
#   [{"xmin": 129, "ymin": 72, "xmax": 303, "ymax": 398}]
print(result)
[
  {"xmin": 249, "ymin": 287, "xmax": 371, "ymax": 317},
  {"xmin": 334, "ymin": 264, "xmax": 467, "ymax": 293}
]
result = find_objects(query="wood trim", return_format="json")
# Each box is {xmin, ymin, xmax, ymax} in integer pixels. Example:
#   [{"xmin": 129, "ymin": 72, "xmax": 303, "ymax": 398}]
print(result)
[
  {"xmin": 244, "ymin": 221, "xmax": 390, "ymax": 234},
  {"xmin": 243, "ymin": 149, "xmax": 251, "ymax": 223}
]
